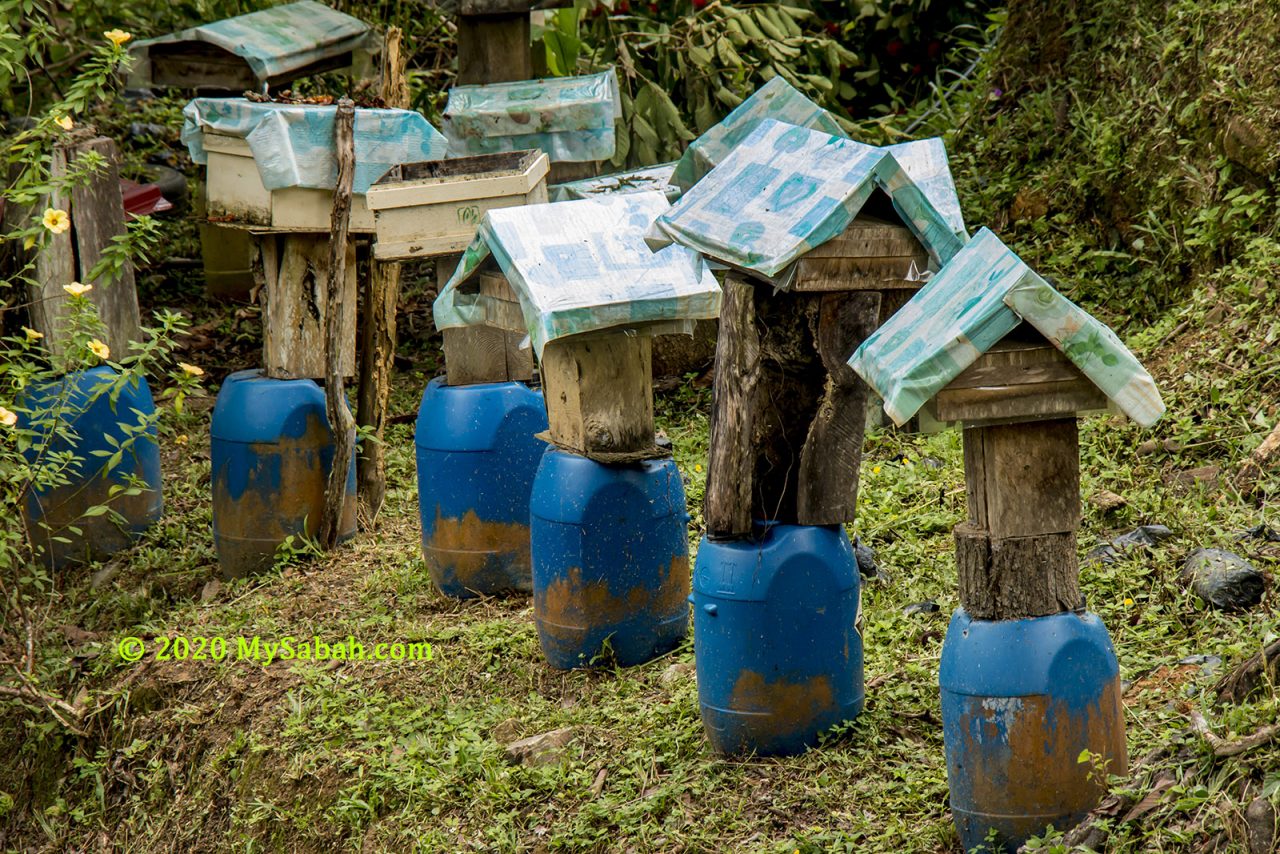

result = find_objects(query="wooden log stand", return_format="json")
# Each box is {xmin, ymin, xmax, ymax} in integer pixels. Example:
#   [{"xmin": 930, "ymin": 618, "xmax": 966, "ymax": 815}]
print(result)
[
  {"xmin": 31, "ymin": 134, "xmax": 142, "ymax": 360},
  {"xmin": 441, "ymin": 270, "xmax": 533, "ymax": 386},
  {"xmin": 942, "ymin": 331, "xmax": 1109, "ymax": 619},
  {"xmin": 704, "ymin": 214, "xmax": 928, "ymax": 539},
  {"xmin": 541, "ymin": 330, "xmax": 656, "ymax": 461}
]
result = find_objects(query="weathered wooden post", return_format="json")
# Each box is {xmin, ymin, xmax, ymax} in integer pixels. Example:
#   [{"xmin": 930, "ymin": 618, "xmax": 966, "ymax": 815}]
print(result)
[
  {"xmin": 849, "ymin": 227, "xmax": 1167, "ymax": 852},
  {"xmin": 186, "ymin": 95, "xmax": 447, "ymax": 577},
  {"xmin": 647, "ymin": 117, "xmax": 967, "ymax": 755},
  {"xmin": 365, "ymin": 148, "xmax": 550, "ymax": 598},
  {"xmin": 435, "ymin": 192, "xmax": 720, "ymax": 667}
]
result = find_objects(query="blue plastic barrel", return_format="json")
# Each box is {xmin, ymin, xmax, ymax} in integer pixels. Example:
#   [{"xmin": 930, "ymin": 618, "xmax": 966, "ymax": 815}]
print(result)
[
  {"xmin": 530, "ymin": 449, "xmax": 690, "ymax": 669},
  {"xmin": 692, "ymin": 523, "xmax": 863, "ymax": 756},
  {"xmin": 20, "ymin": 366, "xmax": 163, "ymax": 569},
  {"xmin": 211, "ymin": 369, "xmax": 356, "ymax": 578},
  {"xmin": 415, "ymin": 377, "xmax": 548, "ymax": 598},
  {"xmin": 940, "ymin": 608, "xmax": 1128, "ymax": 852}
]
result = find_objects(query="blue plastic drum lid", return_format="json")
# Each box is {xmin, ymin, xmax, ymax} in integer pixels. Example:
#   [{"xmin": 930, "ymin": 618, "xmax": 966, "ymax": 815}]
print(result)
[
  {"xmin": 692, "ymin": 523, "xmax": 863, "ymax": 756},
  {"xmin": 939, "ymin": 608, "xmax": 1127, "ymax": 853},
  {"xmin": 211, "ymin": 370, "xmax": 355, "ymax": 579},
  {"xmin": 414, "ymin": 377, "xmax": 548, "ymax": 598},
  {"xmin": 20, "ymin": 366, "xmax": 163, "ymax": 569},
  {"xmin": 530, "ymin": 449, "xmax": 691, "ymax": 669}
]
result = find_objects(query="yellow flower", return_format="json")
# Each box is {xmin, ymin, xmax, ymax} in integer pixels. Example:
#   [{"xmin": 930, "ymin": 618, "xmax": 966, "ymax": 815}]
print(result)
[
  {"xmin": 88, "ymin": 339, "xmax": 110, "ymax": 360},
  {"xmin": 0, "ymin": 406, "xmax": 16, "ymax": 428},
  {"xmin": 694, "ymin": 464, "xmax": 703, "ymax": 472},
  {"xmin": 104, "ymin": 29, "xmax": 132, "ymax": 46},
  {"xmin": 174, "ymin": 434, "xmax": 189, "ymax": 446},
  {"xmin": 63, "ymin": 282, "xmax": 92, "ymax": 297},
  {"xmin": 42, "ymin": 208, "xmax": 70, "ymax": 234},
  {"xmin": 1124, "ymin": 597, "xmax": 1134, "ymax": 606},
  {"xmin": 22, "ymin": 327, "xmax": 43, "ymax": 341},
  {"xmin": 54, "ymin": 114, "xmax": 73, "ymax": 130},
  {"xmin": 178, "ymin": 362, "xmax": 205, "ymax": 377},
  {"xmin": 873, "ymin": 466, "xmax": 881, "ymax": 474}
]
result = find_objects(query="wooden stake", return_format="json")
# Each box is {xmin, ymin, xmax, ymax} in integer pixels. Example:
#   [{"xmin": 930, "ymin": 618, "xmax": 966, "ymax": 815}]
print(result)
[
  {"xmin": 455, "ymin": 12, "xmax": 532, "ymax": 85},
  {"xmin": 356, "ymin": 27, "xmax": 408, "ymax": 522},
  {"xmin": 320, "ymin": 99, "xmax": 357, "ymax": 549}
]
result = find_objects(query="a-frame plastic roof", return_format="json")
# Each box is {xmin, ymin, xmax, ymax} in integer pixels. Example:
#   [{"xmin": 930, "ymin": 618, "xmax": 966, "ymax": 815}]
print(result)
[
  {"xmin": 848, "ymin": 227, "xmax": 1165, "ymax": 428},
  {"xmin": 646, "ymin": 118, "xmax": 966, "ymax": 288},
  {"xmin": 435, "ymin": 192, "xmax": 721, "ymax": 359}
]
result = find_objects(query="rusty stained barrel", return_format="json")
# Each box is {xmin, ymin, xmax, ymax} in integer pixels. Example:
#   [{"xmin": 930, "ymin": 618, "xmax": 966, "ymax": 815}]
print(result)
[
  {"xmin": 20, "ymin": 366, "xmax": 163, "ymax": 569},
  {"xmin": 530, "ymin": 449, "xmax": 690, "ymax": 669},
  {"xmin": 940, "ymin": 608, "xmax": 1128, "ymax": 852},
  {"xmin": 414, "ymin": 377, "xmax": 548, "ymax": 598},
  {"xmin": 691, "ymin": 522, "xmax": 863, "ymax": 756},
  {"xmin": 211, "ymin": 370, "xmax": 355, "ymax": 578}
]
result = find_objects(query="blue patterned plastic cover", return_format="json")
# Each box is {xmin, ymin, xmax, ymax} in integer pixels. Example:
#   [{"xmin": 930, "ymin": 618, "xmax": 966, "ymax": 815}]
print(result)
[
  {"xmin": 550, "ymin": 162, "xmax": 680, "ymax": 203},
  {"xmin": 182, "ymin": 98, "xmax": 448, "ymax": 194},
  {"xmin": 668, "ymin": 76, "xmax": 849, "ymax": 193},
  {"xmin": 131, "ymin": 1, "xmax": 372, "ymax": 85},
  {"xmin": 441, "ymin": 70, "xmax": 621, "ymax": 163},
  {"xmin": 435, "ymin": 192, "xmax": 721, "ymax": 359},
  {"xmin": 848, "ymin": 227, "xmax": 1165, "ymax": 427},
  {"xmin": 646, "ymin": 118, "xmax": 966, "ymax": 288}
]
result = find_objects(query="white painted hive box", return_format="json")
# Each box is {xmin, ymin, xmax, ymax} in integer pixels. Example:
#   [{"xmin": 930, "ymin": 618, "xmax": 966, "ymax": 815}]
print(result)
[
  {"xmin": 203, "ymin": 132, "xmax": 375, "ymax": 233},
  {"xmin": 365, "ymin": 150, "xmax": 549, "ymax": 261}
]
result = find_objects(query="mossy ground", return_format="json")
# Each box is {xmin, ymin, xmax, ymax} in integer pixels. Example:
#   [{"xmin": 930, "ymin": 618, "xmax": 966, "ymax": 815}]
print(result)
[{"xmin": 4, "ymin": 0, "xmax": 1280, "ymax": 850}]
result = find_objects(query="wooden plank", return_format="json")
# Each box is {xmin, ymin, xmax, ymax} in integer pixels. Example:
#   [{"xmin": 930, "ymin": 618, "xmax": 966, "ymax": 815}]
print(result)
[
  {"xmin": 456, "ymin": 13, "xmax": 532, "ymax": 85},
  {"xmin": 443, "ymin": 324, "xmax": 532, "ymax": 385},
  {"xmin": 549, "ymin": 160, "xmax": 601, "ymax": 184},
  {"xmin": 804, "ymin": 215, "xmax": 925, "ymax": 259},
  {"xmin": 964, "ymin": 418, "xmax": 1080, "ymax": 540},
  {"xmin": 955, "ymin": 524, "xmax": 1082, "ymax": 620},
  {"xmin": 31, "ymin": 137, "xmax": 142, "ymax": 360},
  {"xmin": 260, "ymin": 234, "xmax": 357, "ymax": 379},
  {"xmin": 793, "ymin": 214, "xmax": 930, "ymax": 292},
  {"xmin": 796, "ymin": 291, "xmax": 880, "ymax": 526},
  {"xmin": 540, "ymin": 332, "xmax": 654, "ymax": 458},
  {"xmin": 365, "ymin": 153, "xmax": 548, "ymax": 208},
  {"xmin": 704, "ymin": 273, "xmax": 762, "ymax": 538},
  {"xmin": 935, "ymin": 377, "xmax": 1109, "ymax": 424}
]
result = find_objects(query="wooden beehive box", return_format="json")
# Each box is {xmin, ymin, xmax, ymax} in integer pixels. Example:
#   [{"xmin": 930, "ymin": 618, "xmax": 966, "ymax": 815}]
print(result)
[
  {"xmin": 203, "ymin": 132, "xmax": 376, "ymax": 232},
  {"xmin": 440, "ymin": 269, "xmax": 534, "ymax": 386},
  {"xmin": 365, "ymin": 150, "xmax": 549, "ymax": 260},
  {"xmin": 792, "ymin": 212, "xmax": 931, "ymax": 292}
]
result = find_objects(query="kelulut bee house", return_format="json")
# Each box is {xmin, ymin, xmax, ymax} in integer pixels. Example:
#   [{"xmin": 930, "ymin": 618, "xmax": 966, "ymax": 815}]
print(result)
[{"xmin": 365, "ymin": 150, "xmax": 550, "ymax": 261}]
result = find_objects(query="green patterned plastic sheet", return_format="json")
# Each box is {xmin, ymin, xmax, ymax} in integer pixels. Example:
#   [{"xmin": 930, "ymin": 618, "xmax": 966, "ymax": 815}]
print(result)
[
  {"xmin": 848, "ymin": 227, "xmax": 1166, "ymax": 428},
  {"xmin": 646, "ymin": 118, "xmax": 966, "ymax": 288},
  {"xmin": 668, "ymin": 76, "xmax": 849, "ymax": 193},
  {"xmin": 182, "ymin": 98, "xmax": 447, "ymax": 194},
  {"xmin": 435, "ymin": 192, "xmax": 721, "ymax": 359},
  {"xmin": 442, "ymin": 70, "xmax": 621, "ymax": 163},
  {"xmin": 549, "ymin": 162, "xmax": 680, "ymax": 202},
  {"xmin": 131, "ymin": 1, "xmax": 372, "ymax": 85}
]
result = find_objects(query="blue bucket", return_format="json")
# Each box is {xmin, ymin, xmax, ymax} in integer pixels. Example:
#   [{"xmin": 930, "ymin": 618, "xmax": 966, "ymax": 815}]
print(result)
[
  {"xmin": 414, "ymin": 377, "xmax": 548, "ymax": 598},
  {"xmin": 20, "ymin": 366, "xmax": 163, "ymax": 569},
  {"xmin": 211, "ymin": 369, "xmax": 355, "ymax": 578},
  {"xmin": 940, "ymin": 608, "xmax": 1127, "ymax": 852},
  {"xmin": 530, "ymin": 449, "xmax": 690, "ymax": 669},
  {"xmin": 692, "ymin": 523, "xmax": 863, "ymax": 756}
]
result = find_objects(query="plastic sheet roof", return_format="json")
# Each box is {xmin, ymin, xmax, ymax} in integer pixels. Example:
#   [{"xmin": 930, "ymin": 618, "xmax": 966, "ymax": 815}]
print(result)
[
  {"xmin": 435, "ymin": 192, "xmax": 721, "ymax": 358},
  {"xmin": 646, "ymin": 118, "xmax": 966, "ymax": 287},
  {"xmin": 848, "ymin": 227, "xmax": 1166, "ymax": 427},
  {"xmin": 182, "ymin": 98, "xmax": 447, "ymax": 194},
  {"xmin": 131, "ymin": 1, "xmax": 372, "ymax": 85},
  {"xmin": 441, "ymin": 69, "xmax": 621, "ymax": 163},
  {"xmin": 550, "ymin": 162, "xmax": 680, "ymax": 203}
]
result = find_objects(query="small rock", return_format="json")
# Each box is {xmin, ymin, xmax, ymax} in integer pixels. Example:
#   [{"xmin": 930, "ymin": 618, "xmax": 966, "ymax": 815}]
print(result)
[
  {"xmin": 1245, "ymin": 796, "xmax": 1276, "ymax": 854},
  {"xmin": 1180, "ymin": 548, "xmax": 1265, "ymax": 611},
  {"xmin": 505, "ymin": 727, "xmax": 577, "ymax": 767},
  {"xmin": 1090, "ymin": 490, "xmax": 1128, "ymax": 512},
  {"xmin": 1086, "ymin": 524, "xmax": 1175, "ymax": 564},
  {"xmin": 1176, "ymin": 653, "xmax": 1223, "ymax": 678},
  {"xmin": 1136, "ymin": 439, "xmax": 1161, "ymax": 456},
  {"xmin": 1167, "ymin": 465, "xmax": 1221, "ymax": 491},
  {"xmin": 492, "ymin": 717, "xmax": 521, "ymax": 743},
  {"xmin": 200, "ymin": 579, "xmax": 223, "ymax": 603},
  {"xmin": 1237, "ymin": 523, "xmax": 1280, "ymax": 543},
  {"xmin": 659, "ymin": 662, "xmax": 694, "ymax": 688},
  {"xmin": 902, "ymin": 601, "xmax": 940, "ymax": 617}
]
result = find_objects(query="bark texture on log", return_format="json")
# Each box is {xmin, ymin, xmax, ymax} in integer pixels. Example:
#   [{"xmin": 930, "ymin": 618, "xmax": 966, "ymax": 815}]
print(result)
[
  {"xmin": 356, "ymin": 27, "xmax": 408, "ymax": 522},
  {"xmin": 955, "ymin": 524, "xmax": 1082, "ymax": 619},
  {"xmin": 320, "ymin": 99, "xmax": 357, "ymax": 549}
]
